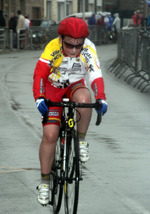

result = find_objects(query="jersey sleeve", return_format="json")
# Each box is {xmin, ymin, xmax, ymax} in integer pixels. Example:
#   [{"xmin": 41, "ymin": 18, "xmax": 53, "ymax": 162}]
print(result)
[
  {"xmin": 91, "ymin": 77, "xmax": 106, "ymax": 100},
  {"xmin": 83, "ymin": 39, "xmax": 106, "ymax": 100},
  {"xmin": 33, "ymin": 38, "xmax": 63, "ymax": 101},
  {"xmin": 33, "ymin": 58, "xmax": 50, "ymax": 101}
]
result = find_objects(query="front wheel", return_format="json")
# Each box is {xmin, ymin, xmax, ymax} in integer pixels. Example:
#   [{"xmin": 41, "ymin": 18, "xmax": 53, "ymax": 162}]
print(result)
[
  {"xmin": 64, "ymin": 130, "xmax": 80, "ymax": 214},
  {"xmin": 50, "ymin": 139, "xmax": 63, "ymax": 213}
]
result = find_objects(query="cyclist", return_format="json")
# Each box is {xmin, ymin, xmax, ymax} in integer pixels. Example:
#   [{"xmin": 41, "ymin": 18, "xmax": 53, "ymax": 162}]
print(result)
[{"xmin": 33, "ymin": 17, "xmax": 107, "ymax": 205}]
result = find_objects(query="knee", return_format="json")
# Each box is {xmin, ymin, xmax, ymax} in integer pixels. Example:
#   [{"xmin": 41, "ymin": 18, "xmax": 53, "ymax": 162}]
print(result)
[
  {"xmin": 72, "ymin": 89, "xmax": 92, "ymax": 103},
  {"xmin": 79, "ymin": 93, "xmax": 91, "ymax": 103},
  {"xmin": 42, "ymin": 131, "xmax": 58, "ymax": 145}
]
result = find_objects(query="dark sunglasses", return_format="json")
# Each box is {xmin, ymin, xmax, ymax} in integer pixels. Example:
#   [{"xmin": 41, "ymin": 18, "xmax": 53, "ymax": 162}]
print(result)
[{"xmin": 63, "ymin": 41, "xmax": 83, "ymax": 49}]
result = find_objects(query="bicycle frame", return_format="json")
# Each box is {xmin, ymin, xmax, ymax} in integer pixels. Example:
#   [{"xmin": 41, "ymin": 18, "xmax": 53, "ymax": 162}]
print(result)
[
  {"xmin": 45, "ymin": 98, "xmax": 102, "ymax": 214},
  {"xmin": 60, "ymin": 98, "xmax": 77, "ymax": 180}
]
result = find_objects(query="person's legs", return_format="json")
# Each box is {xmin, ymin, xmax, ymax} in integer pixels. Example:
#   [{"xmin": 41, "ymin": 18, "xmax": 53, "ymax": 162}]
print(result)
[
  {"xmin": 37, "ymin": 124, "xmax": 60, "ymax": 205},
  {"xmin": 40, "ymin": 124, "xmax": 60, "ymax": 175},
  {"xmin": 71, "ymin": 88, "xmax": 92, "ymax": 162},
  {"xmin": 65, "ymin": 79, "xmax": 92, "ymax": 162},
  {"xmin": 71, "ymin": 88, "xmax": 92, "ymax": 135},
  {"xmin": 37, "ymin": 83, "xmax": 67, "ymax": 205}
]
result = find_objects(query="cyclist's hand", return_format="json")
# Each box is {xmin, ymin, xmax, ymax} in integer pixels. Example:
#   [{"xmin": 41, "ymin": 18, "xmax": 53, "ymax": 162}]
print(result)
[
  {"xmin": 96, "ymin": 99, "xmax": 107, "ymax": 116},
  {"xmin": 36, "ymin": 97, "xmax": 48, "ymax": 116}
]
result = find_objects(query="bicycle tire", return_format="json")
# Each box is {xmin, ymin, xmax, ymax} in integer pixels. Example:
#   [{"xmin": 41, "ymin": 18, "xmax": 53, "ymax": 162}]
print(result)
[
  {"xmin": 50, "ymin": 138, "xmax": 63, "ymax": 214},
  {"xmin": 64, "ymin": 130, "xmax": 80, "ymax": 214}
]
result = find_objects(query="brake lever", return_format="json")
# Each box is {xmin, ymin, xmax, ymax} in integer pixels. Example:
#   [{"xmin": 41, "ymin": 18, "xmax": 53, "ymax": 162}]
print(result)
[
  {"xmin": 95, "ymin": 112, "xmax": 102, "ymax": 126},
  {"xmin": 95, "ymin": 101, "xmax": 102, "ymax": 126},
  {"xmin": 45, "ymin": 99, "xmax": 53, "ymax": 107}
]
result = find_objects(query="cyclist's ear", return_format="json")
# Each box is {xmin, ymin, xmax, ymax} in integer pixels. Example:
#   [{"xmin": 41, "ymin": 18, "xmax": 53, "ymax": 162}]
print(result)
[
  {"xmin": 59, "ymin": 36, "xmax": 62, "ymax": 44},
  {"xmin": 59, "ymin": 35, "xmax": 64, "ymax": 45}
]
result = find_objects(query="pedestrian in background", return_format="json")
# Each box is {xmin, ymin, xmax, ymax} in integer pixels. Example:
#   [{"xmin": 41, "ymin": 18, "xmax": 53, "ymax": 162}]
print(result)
[
  {"xmin": 16, "ymin": 10, "xmax": 25, "ymax": 32},
  {"xmin": 25, "ymin": 14, "xmax": 31, "ymax": 47},
  {"xmin": 16, "ymin": 10, "xmax": 25, "ymax": 49},
  {"xmin": 88, "ymin": 12, "xmax": 96, "ymax": 25},
  {"xmin": 108, "ymin": 12, "xmax": 114, "ymax": 31},
  {"xmin": 0, "ymin": 10, "xmax": 6, "ymax": 27},
  {"xmin": 147, "ymin": 13, "xmax": 150, "ymax": 27},
  {"xmin": 113, "ymin": 13, "xmax": 121, "ymax": 40},
  {"xmin": 96, "ymin": 13, "xmax": 103, "ymax": 44},
  {"xmin": 88, "ymin": 13, "xmax": 96, "ymax": 42},
  {"xmin": 136, "ymin": 10, "xmax": 142, "ymax": 27},
  {"xmin": 131, "ymin": 10, "xmax": 142, "ymax": 27},
  {"xmin": 8, "ymin": 12, "xmax": 18, "ymax": 49},
  {"xmin": 131, "ymin": 11, "xmax": 137, "ymax": 26},
  {"xmin": 100, "ymin": 14, "xmax": 108, "ymax": 43}
]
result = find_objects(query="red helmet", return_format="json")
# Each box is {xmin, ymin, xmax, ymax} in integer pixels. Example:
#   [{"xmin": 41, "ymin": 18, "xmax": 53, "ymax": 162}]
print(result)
[{"xmin": 58, "ymin": 17, "xmax": 89, "ymax": 39}]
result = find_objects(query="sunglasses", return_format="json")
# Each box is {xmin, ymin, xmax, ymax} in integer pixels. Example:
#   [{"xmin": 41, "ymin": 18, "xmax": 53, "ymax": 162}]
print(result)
[{"xmin": 63, "ymin": 41, "xmax": 83, "ymax": 49}]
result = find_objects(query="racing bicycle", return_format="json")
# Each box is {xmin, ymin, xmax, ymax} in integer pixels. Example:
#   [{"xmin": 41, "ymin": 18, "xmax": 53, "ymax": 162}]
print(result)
[{"xmin": 44, "ymin": 98, "xmax": 102, "ymax": 214}]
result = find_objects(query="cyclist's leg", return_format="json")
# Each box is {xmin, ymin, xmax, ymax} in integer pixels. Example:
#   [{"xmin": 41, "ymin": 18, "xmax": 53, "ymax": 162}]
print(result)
[
  {"xmin": 37, "ymin": 124, "xmax": 60, "ymax": 205},
  {"xmin": 39, "ymin": 124, "xmax": 60, "ymax": 175},
  {"xmin": 40, "ymin": 82, "xmax": 68, "ymax": 176},
  {"xmin": 66, "ymin": 79, "xmax": 92, "ymax": 135},
  {"xmin": 66, "ymin": 79, "xmax": 92, "ymax": 162},
  {"xmin": 72, "ymin": 88, "xmax": 92, "ymax": 162},
  {"xmin": 37, "ymin": 83, "xmax": 67, "ymax": 205},
  {"xmin": 72, "ymin": 88, "xmax": 92, "ymax": 134}
]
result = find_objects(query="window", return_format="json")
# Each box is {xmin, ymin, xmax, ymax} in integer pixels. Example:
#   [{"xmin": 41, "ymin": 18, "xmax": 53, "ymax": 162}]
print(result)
[
  {"xmin": 57, "ymin": 2, "xmax": 64, "ymax": 22},
  {"xmin": 66, "ymin": 1, "xmax": 73, "ymax": 16},
  {"xmin": 47, "ymin": 0, "xmax": 52, "ymax": 19},
  {"xmin": 32, "ymin": 7, "xmax": 41, "ymax": 19},
  {"xmin": 57, "ymin": 0, "xmax": 73, "ymax": 22}
]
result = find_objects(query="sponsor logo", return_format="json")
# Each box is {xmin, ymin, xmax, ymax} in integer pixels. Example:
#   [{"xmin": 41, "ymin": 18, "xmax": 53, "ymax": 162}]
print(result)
[
  {"xmin": 88, "ymin": 64, "xmax": 94, "ymax": 72},
  {"xmin": 48, "ymin": 110, "xmax": 59, "ymax": 117},
  {"xmin": 62, "ymin": 61, "xmax": 68, "ymax": 65},
  {"xmin": 40, "ymin": 79, "xmax": 45, "ymax": 93},
  {"xmin": 82, "ymin": 48, "xmax": 92, "ymax": 63},
  {"xmin": 59, "ymin": 67, "xmax": 67, "ymax": 73},
  {"xmin": 94, "ymin": 83, "xmax": 98, "ymax": 96},
  {"xmin": 72, "ymin": 63, "xmax": 81, "ymax": 71},
  {"xmin": 49, "ymin": 48, "xmax": 63, "ymax": 65}
]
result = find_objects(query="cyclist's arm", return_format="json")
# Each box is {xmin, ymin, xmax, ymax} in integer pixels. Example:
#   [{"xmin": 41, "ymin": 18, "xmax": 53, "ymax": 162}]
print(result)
[
  {"xmin": 91, "ymin": 77, "xmax": 106, "ymax": 100},
  {"xmin": 83, "ymin": 39, "xmax": 106, "ymax": 100},
  {"xmin": 33, "ymin": 38, "xmax": 63, "ymax": 101},
  {"xmin": 33, "ymin": 59, "xmax": 50, "ymax": 101}
]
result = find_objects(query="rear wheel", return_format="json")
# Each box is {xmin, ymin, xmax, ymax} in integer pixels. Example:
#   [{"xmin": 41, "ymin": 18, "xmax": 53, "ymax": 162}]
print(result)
[
  {"xmin": 50, "ymin": 139, "xmax": 63, "ymax": 213},
  {"xmin": 64, "ymin": 130, "xmax": 80, "ymax": 214}
]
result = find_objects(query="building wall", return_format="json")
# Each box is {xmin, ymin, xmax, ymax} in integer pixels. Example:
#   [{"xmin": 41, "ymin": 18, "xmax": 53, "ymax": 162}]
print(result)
[
  {"xmin": 51, "ymin": 0, "xmax": 78, "ymax": 22},
  {"xmin": 52, "ymin": 0, "xmax": 57, "ymax": 21},
  {"xmin": 25, "ymin": 0, "xmax": 44, "ymax": 19},
  {"xmin": 2, "ymin": 0, "xmax": 44, "ymax": 25},
  {"xmin": 73, "ymin": 0, "xmax": 78, "ymax": 13},
  {"xmin": 2, "ymin": 0, "xmax": 149, "ymax": 26},
  {"xmin": 105, "ymin": 0, "xmax": 148, "ymax": 18},
  {"xmin": 119, "ymin": 0, "xmax": 145, "ymax": 14}
]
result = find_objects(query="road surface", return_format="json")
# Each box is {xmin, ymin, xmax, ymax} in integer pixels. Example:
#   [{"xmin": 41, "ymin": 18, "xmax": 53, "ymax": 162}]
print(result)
[{"xmin": 0, "ymin": 44, "xmax": 150, "ymax": 214}]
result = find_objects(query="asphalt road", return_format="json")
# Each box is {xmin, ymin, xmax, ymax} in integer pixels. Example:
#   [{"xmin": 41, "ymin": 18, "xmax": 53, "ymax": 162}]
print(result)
[{"xmin": 0, "ymin": 44, "xmax": 150, "ymax": 214}]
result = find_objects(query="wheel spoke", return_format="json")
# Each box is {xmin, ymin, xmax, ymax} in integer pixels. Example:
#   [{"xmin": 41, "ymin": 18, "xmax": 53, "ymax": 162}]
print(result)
[
  {"xmin": 50, "ymin": 139, "xmax": 63, "ymax": 213},
  {"xmin": 64, "ymin": 131, "xmax": 80, "ymax": 214}
]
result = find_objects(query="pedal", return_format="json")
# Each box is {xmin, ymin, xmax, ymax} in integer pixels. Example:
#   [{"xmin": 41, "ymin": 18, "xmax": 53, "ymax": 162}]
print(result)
[
  {"xmin": 48, "ymin": 200, "xmax": 53, "ymax": 206},
  {"xmin": 80, "ymin": 160, "xmax": 86, "ymax": 164},
  {"xmin": 41, "ymin": 204, "xmax": 47, "ymax": 207}
]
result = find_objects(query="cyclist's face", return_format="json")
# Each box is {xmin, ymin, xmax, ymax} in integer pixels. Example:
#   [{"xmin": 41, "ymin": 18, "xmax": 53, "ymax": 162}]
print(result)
[{"xmin": 62, "ymin": 36, "xmax": 84, "ymax": 58}]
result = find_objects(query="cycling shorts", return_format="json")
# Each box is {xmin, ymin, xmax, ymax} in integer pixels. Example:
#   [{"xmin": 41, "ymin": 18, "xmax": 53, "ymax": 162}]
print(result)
[{"xmin": 43, "ymin": 79, "xmax": 88, "ymax": 126}]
